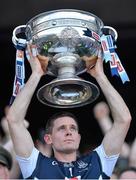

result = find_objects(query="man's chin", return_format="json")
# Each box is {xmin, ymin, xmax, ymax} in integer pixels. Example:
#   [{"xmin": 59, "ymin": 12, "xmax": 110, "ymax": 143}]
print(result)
[{"xmin": 61, "ymin": 147, "xmax": 77, "ymax": 154}]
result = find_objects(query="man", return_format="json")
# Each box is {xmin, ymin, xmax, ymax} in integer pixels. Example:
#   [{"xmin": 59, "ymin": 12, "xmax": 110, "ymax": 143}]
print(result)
[
  {"xmin": 119, "ymin": 167, "xmax": 136, "ymax": 179},
  {"xmin": 6, "ymin": 44, "xmax": 131, "ymax": 179},
  {"xmin": 0, "ymin": 146, "xmax": 12, "ymax": 179}
]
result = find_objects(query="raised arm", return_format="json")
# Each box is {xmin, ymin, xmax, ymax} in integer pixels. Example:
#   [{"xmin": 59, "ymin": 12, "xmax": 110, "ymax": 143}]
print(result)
[
  {"xmin": 84, "ymin": 57, "xmax": 131, "ymax": 156},
  {"xmin": 6, "ymin": 44, "xmax": 49, "ymax": 157}
]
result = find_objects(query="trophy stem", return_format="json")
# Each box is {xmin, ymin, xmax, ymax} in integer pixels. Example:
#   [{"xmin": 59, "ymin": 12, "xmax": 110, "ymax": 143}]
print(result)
[
  {"xmin": 58, "ymin": 66, "xmax": 76, "ymax": 78},
  {"xmin": 54, "ymin": 54, "xmax": 77, "ymax": 78}
]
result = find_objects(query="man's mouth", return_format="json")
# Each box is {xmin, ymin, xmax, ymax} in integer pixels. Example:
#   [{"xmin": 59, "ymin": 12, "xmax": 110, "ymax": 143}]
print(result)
[{"xmin": 64, "ymin": 139, "xmax": 74, "ymax": 143}]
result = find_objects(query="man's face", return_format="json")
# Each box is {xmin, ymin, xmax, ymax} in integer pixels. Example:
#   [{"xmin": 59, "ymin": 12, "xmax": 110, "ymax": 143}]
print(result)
[
  {"xmin": 0, "ymin": 164, "xmax": 10, "ymax": 179},
  {"xmin": 119, "ymin": 170, "xmax": 136, "ymax": 179},
  {"xmin": 48, "ymin": 116, "xmax": 81, "ymax": 154}
]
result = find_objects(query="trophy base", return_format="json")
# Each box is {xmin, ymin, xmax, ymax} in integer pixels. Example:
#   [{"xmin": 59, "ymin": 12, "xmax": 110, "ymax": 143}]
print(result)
[{"xmin": 37, "ymin": 77, "xmax": 100, "ymax": 108}]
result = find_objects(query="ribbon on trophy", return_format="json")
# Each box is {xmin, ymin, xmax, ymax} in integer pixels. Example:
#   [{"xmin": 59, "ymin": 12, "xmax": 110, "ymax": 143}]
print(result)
[
  {"xmin": 83, "ymin": 27, "xmax": 130, "ymax": 84},
  {"xmin": 100, "ymin": 33, "xmax": 130, "ymax": 83},
  {"xmin": 9, "ymin": 38, "xmax": 26, "ymax": 105}
]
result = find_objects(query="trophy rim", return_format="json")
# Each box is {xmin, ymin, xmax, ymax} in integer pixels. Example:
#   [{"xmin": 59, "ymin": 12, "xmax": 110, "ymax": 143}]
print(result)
[{"xmin": 26, "ymin": 9, "xmax": 104, "ymax": 28}]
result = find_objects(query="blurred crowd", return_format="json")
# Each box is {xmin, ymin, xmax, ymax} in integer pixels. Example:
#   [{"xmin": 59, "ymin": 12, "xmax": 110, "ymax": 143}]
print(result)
[{"xmin": 93, "ymin": 101, "xmax": 136, "ymax": 179}]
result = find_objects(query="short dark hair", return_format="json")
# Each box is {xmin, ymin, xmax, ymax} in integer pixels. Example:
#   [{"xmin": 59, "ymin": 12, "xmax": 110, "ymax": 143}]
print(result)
[
  {"xmin": 45, "ymin": 111, "xmax": 79, "ymax": 134},
  {"xmin": 36, "ymin": 128, "xmax": 46, "ymax": 144}
]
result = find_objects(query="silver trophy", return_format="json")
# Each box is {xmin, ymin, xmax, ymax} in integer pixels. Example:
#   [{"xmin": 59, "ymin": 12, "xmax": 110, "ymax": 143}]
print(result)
[{"xmin": 12, "ymin": 9, "xmax": 118, "ymax": 108}]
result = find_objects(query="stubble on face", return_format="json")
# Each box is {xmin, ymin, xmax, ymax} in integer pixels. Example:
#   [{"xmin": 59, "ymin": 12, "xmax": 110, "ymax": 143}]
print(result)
[{"xmin": 50, "ymin": 117, "xmax": 80, "ymax": 154}]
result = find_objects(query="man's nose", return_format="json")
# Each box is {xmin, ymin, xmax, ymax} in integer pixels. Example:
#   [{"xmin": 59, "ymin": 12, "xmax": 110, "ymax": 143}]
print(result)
[{"xmin": 65, "ymin": 128, "xmax": 72, "ymax": 136}]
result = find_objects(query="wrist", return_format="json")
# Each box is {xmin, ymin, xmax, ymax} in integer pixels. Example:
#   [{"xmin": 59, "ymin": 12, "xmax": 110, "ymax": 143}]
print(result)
[
  {"xmin": 95, "ymin": 73, "xmax": 108, "ymax": 83},
  {"xmin": 31, "ymin": 71, "xmax": 43, "ymax": 80}
]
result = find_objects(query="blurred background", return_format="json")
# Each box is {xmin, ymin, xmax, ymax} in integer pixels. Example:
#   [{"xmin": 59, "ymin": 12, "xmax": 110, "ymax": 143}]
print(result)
[{"xmin": 0, "ymin": 0, "xmax": 136, "ymax": 152}]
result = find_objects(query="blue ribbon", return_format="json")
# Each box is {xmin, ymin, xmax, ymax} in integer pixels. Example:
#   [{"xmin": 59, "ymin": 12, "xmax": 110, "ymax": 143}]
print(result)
[{"xmin": 9, "ymin": 38, "xmax": 26, "ymax": 105}]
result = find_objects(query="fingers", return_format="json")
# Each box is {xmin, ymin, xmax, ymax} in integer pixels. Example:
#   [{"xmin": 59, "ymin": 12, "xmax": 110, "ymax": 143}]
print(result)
[
  {"xmin": 25, "ymin": 44, "xmax": 32, "ymax": 60},
  {"xmin": 37, "ymin": 54, "xmax": 49, "ymax": 73},
  {"xmin": 25, "ymin": 44, "xmax": 38, "ymax": 61},
  {"xmin": 25, "ymin": 43, "xmax": 49, "ymax": 75},
  {"xmin": 83, "ymin": 56, "xmax": 104, "ymax": 77},
  {"xmin": 38, "ymin": 54, "xmax": 49, "ymax": 63},
  {"xmin": 98, "ymin": 48, "xmax": 102, "ymax": 59},
  {"xmin": 31, "ymin": 45, "xmax": 38, "ymax": 57},
  {"xmin": 82, "ymin": 55, "xmax": 98, "ymax": 72}
]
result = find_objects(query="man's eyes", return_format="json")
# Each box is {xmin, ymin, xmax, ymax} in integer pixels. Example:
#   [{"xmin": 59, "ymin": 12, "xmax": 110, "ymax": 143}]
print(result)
[
  {"xmin": 58, "ymin": 126, "xmax": 65, "ymax": 131},
  {"xmin": 58, "ymin": 126, "xmax": 77, "ymax": 131},
  {"xmin": 71, "ymin": 126, "xmax": 77, "ymax": 131},
  {"xmin": 60, "ymin": 126, "xmax": 65, "ymax": 130}
]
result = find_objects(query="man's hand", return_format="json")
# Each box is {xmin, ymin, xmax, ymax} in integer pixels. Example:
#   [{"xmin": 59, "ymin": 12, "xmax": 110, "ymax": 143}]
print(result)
[
  {"xmin": 27, "ymin": 44, "xmax": 49, "ymax": 76},
  {"xmin": 82, "ymin": 55, "xmax": 104, "ymax": 78},
  {"xmin": 81, "ymin": 55, "xmax": 97, "ymax": 70},
  {"xmin": 93, "ymin": 102, "xmax": 110, "ymax": 120}
]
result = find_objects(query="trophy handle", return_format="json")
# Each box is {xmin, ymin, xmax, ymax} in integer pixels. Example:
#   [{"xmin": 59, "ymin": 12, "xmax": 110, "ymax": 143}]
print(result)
[
  {"xmin": 102, "ymin": 26, "xmax": 118, "ymax": 41},
  {"xmin": 12, "ymin": 25, "xmax": 27, "ymax": 46}
]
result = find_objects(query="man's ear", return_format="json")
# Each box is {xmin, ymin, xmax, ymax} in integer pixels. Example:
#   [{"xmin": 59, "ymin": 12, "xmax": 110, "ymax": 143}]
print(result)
[
  {"xmin": 44, "ymin": 134, "xmax": 52, "ymax": 145},
  {"xmin": 78, "ymin": 133, "xmax": 81, "ymax": 142}
]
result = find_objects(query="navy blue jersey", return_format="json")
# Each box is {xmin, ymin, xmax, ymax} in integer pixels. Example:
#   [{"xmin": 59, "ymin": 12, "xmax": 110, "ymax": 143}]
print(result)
[{"xmin": 28, "ymin": 151, "xmax": 109, "ymax": 179}]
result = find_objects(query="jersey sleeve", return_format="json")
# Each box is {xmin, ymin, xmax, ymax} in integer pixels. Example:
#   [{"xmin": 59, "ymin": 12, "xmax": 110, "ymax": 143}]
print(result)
[
  {"xmin": 95, "ymin": 144, "xmax": 119, "ymax": 177},
  {"xmin": 16, "ymin": 147, "xmax": 39, "ymax": 178}
]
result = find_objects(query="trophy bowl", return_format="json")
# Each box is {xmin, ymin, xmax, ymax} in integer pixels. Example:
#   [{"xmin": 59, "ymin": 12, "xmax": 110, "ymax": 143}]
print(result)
[{"xmin": 13, "ymin": 9, "xmax": 109, "ymax": 108}]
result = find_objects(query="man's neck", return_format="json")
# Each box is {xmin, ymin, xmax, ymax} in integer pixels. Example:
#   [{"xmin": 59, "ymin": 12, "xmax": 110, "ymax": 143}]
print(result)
[{"xmin": 54, "ymin": 151, "xmax": 77, "ymax": 162}]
